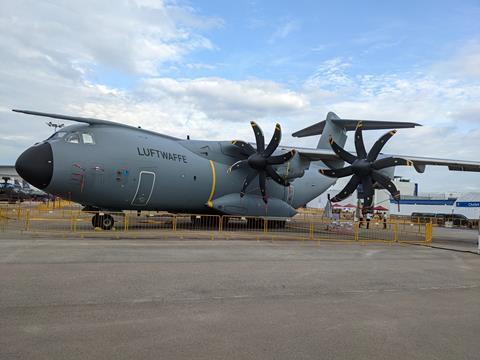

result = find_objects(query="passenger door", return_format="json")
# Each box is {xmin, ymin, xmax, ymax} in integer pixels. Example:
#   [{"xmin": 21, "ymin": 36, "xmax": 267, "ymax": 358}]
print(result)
[{"xmin": 131, "ymin": 170, "xmax": 156, "ymax": 206}]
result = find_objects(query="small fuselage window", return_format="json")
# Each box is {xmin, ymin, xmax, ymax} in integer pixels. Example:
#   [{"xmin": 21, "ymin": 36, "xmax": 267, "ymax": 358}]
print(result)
[{"xmin": 82, "ymin": 133, "xmax": 95, "ymax": 144}]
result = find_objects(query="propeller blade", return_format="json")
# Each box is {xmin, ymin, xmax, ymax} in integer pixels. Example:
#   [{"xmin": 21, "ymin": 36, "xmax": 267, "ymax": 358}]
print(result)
[
  {"xmin": 231, "ymin": 140, "xmax": 256, "ymax": 156},
  {"xmin": 228, "ymin": 160, "xmax": 249, "ymax": 173},
  {"xmin": 319, "ymin": 166, "xmax": 353, "ymax": 178},
  {"xmin": 331, "ymin": 175, "xmax": 361, "ymax": 202},
  {"xmin": 263, "ymin": 123, "xmax": 282, "ymax": 157},
  {"xmin": 361, "ymin": 177, "xmax": 374, "ymax": 208},
  {"xmin": 371, "ymin": 170, "xmax": 400, "ymax": 200},
  {"xmin": 259, "ymin": 170, "xmax": 267, "ymax": 203},
  {"xmin": 354, "ymin": 121, "xmax": 367, "ymax": 159},
  {"xmin": 367, "ymin": 130, "xmax": 396, "ymax": 162},
  {"xmin": 372, "ymin": 157, "xmax": 413, "ymax": 170},
  {"xmin": 250, "ymin": 121, "xmax": 265, "ymax": 152},
  {"xmin": 265, "ymin": 165, "xmax": 289, "ymax": 186},
  {"xmin": 329, "ymin": 137, "xmax": 357, "ymax": 164},
  {"xmin": 240, "ymin": 171, "xmax": 257, "ymax": 197},
  {"xmin": 267, "ymin": 149, "xmax": 296, "ymax": 165}
]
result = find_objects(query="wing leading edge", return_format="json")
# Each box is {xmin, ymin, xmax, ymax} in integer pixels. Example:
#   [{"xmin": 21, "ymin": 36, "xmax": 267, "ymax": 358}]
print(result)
[
  {"xmin": 386, "ymin": 154, "xmax": 480, "ymax": 173},
  {"xmin": 294, "ymin": 147, "xmax": 480, "ymax": 173},
  {"xmin": 12, "ymin": 109, "xmax": 180, "ymax": 140}
]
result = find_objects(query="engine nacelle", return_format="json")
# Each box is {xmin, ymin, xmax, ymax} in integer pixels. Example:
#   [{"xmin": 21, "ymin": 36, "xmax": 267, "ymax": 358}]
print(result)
[{"xmin": 209, "ymin": 193, "xmax": 297, "ymax": 218}]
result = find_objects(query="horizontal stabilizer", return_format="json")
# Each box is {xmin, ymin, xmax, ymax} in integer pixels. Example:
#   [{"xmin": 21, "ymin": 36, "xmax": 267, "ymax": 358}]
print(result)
[{"xmin": 292, "ymin": 118, "xmax": 421, "ymax": 138}]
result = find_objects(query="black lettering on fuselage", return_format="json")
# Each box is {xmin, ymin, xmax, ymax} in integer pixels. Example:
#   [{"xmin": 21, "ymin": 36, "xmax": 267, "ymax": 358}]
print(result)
[{"xmin": 137, "ymin": 147, "xmax": 188, "ymax": 163}]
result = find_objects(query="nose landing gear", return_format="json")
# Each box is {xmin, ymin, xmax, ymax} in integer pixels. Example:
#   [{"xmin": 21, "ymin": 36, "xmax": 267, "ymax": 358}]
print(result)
[{"xmin": 92, "ymin": 213, "xmax": 115, "ymax": 230}]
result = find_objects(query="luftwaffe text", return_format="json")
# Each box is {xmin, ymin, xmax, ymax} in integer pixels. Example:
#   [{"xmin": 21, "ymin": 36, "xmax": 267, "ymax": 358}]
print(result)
[{"xmin": 137, "ymin": 147, "xmax": 187, "ymax": 163}]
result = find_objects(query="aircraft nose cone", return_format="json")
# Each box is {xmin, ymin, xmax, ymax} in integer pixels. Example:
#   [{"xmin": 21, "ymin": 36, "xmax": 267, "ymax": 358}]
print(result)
[{"xmin": 15, "ymin": 142, "xmax": 53, "ymax": 189}]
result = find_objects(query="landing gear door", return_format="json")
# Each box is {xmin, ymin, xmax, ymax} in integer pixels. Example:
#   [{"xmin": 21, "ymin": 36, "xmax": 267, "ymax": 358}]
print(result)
[{"xmin": 131, "ymin": 171, "xmax": 156, "ymax": 206}]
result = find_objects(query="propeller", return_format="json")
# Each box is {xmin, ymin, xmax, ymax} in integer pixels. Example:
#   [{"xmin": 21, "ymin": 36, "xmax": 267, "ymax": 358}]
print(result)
[
  {"xmin": 319, "ymin": 122, "xmax": 413, "ymax": 210},
  {"xmin": 229, "ymin": 122, "xmax": 296, "ymax": 203}
]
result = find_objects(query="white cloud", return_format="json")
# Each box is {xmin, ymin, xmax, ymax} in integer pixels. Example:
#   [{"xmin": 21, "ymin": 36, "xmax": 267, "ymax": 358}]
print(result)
[
  {"xmin": 433, "ymin": 40, "xmax": 480, "ymax": 79},
  {"xmin": 305, "ymin": 58, "xmax": 354, "ymax": 91},
  {"xmin": 0, "ymin": 0, "xmax": 219, "ymax": 76},
  {"xmin": 269, "ymin": 19, "xmax": 300, "ymax": 43},
  {"xmin": 141, "ymin": 77, "xmax": 308, "ymax": 121}
]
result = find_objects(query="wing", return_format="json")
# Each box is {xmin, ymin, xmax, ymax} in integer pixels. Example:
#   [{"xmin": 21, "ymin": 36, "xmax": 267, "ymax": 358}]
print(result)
[
  {"xmin": 276, "ymin": 144, "xmax": 480, "ymax": 173},
  {"xmin": 383, "ymin": 154, "xmax": 480, "ymax": 173},
  {"xmin": 12, "ymin": 109, "xmax": 180, "ymax": 140},
  {"xmin": 278, "ymin": 146, "xmax": 338, "ymax": 162}
]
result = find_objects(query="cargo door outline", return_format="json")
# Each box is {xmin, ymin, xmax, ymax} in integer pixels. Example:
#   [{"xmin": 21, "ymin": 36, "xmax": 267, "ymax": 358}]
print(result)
[{"xmin": 131, "ymin": 171, "xmax": 156, "ymax": 206}]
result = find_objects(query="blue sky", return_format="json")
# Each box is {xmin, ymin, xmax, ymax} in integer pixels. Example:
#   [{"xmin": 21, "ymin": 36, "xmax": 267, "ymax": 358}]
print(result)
[
  {"xmin": 91, "ymin": 0, "xmax": 480, "ymax": 87},
  {"xmin": 1, "ymin": 0, "xmax": 480, "ymax": 192}
]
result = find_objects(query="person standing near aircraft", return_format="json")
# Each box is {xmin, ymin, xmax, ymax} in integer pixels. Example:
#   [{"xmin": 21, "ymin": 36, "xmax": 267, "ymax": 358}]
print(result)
[{"xmin": 366, "ymin": 212, "xmax": 372, "ymax": 229}]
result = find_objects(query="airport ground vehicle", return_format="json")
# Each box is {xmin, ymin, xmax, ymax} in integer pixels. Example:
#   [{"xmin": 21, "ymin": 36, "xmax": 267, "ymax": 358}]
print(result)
[
  {"xmin": 0, "ymin": 183, "xmax": 26, "ymax": 203},
  {"xmin": 411, "ymin": 212, "xmax": 474, "ymax": 228}
]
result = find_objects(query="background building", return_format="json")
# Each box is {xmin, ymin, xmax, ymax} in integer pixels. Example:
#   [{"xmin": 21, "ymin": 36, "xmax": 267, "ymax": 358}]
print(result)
[{"xmin": 308, "ymin": 177, "xmax": 480, "ymax": 219}]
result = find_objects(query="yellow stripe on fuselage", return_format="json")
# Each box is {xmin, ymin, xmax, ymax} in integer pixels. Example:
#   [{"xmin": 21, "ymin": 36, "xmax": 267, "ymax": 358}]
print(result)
[{"xmin": 207, "ymin": 160, "xmax": 216, "ymax": 208}]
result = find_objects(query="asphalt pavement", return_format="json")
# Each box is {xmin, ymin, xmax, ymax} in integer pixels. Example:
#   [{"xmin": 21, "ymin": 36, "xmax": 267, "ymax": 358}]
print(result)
[{"xmin": 0, "ymin": 235, "xmax": 479, "ymax": 360}]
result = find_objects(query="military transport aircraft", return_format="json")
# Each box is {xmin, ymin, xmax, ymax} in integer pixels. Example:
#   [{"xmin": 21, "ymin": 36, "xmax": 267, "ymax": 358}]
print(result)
[{"xmin": 13, "ymin": 109, "xmax": 480, "ymax": 230}]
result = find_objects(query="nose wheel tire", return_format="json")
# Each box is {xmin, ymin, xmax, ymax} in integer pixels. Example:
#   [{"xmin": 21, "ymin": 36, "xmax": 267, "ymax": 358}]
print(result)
[{"xmin": 92, "ymin": 213, "xmax": 115, "ymax": 230}]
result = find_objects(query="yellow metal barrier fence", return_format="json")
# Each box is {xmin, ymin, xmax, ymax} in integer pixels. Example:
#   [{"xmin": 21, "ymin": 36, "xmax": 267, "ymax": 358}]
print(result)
[{"xmin": 0, "ymin": 207, "xmax": 432, "ymax": 244}]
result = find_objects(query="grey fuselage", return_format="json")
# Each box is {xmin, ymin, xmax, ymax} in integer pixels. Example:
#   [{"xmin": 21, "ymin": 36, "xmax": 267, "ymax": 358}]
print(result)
[{"xmin": 27, "ymin": 123, "xmax": 336, "ymax": 216}]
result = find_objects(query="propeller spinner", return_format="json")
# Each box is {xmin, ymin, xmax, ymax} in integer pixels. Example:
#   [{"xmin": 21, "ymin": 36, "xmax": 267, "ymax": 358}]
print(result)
[
  {"xmin": 229, "ymin": 122, "xmax": 295, "ymax": 203},
  {"xmin": 319, "ymin": 122, "xmax": 413, "ymax": 209}
]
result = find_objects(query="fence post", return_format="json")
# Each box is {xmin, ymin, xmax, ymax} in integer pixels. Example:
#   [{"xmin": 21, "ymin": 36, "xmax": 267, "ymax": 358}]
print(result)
[
  {"xmin": 219, "ymin": 216, "xmax": 223, "ymax": 232},
  {"xmin": 309, "ymin": 221, "xmax": 314, "ymax": 240},
  {"xmin": 354, "ymin": 221, "xmax": 359, "ymax": 241},
  {"xmin": 425, "ymin": 223, "xmax": 432, "ymax": 243},
  {"xmin": 173, "ymin": 216, "xmax": 177, "ymax": 232},
  {"xmin": 24, "ymin": 209, "xmax": 30, "ymax": 231},
  {"xmin": 124, "ymin": 213, "xmax": 129, "ymax": 232},
  {"xmin": 263, "ymin": 218, "xmax": 268, "ymax": 233},
  {"xmin": 394, "ymin": 222, "xmax": 399, "ymax": 242},
  {"xmin": 0, "ymin": 208, "xmax": 5, "ymax": 232}
]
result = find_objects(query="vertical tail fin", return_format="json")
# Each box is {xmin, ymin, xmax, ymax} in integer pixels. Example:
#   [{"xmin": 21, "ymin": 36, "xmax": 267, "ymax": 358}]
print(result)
[
  {"xmin": 296, "ymin": 111, "xmax": 346, "ymax": 168},
  {"xmin": 316, "ymin": 112, "xmax": 347, "ymax": 150}
]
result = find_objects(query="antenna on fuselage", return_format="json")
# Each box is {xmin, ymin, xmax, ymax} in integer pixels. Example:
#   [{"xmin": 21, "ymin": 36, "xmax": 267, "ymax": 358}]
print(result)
[{"xmin": 46, "ymin": 121, "xmax": 64, "ymax": 133}]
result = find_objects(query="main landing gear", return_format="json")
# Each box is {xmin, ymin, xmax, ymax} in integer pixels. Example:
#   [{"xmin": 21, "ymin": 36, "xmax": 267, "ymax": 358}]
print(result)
[{"xmin": 92, "ymin": 213, "xmax": 115, "ymax": 230}]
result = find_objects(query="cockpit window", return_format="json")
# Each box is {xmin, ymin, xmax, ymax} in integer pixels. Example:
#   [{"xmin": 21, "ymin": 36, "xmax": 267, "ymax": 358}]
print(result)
[
  {"xmin": 82, "ymin": 133, "xmax": 95, "ymax": 144},
  {"xmin": 63, "ymin": 132, "xmax": 95, "ymax": 145},
  {"xmin": 65, "ymin": 133, "xmax": 80, "ymax": 144},
  {"xmin": 55, "ymin": 131, "xmax": 67, "ymax": 138},
  {"xmin": 47, "ymin": 131, "xmax": 67, "ymax": 140}
]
